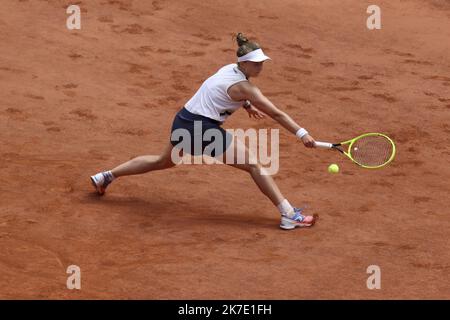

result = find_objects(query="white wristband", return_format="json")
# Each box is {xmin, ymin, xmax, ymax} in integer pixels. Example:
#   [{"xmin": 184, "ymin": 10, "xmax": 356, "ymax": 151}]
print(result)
[{"xmin": 296, "ymin": 128, "xmax": 309, "ymax": 139}]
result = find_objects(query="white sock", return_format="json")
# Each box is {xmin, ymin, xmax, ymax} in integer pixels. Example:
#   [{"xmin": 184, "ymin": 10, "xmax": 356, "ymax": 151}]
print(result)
[{"xmin": 277, "ymin": 199, "xmax": 294, "ymax": 217}]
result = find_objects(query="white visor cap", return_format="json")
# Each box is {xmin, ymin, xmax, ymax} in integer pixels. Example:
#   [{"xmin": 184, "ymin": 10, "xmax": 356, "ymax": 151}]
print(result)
[{"xmin": 237, "ymin": 48, "xmax": 271, "ymax": 62}]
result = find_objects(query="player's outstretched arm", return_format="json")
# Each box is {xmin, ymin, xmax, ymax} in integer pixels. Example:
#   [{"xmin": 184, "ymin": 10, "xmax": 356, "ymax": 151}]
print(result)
[{"xmin": 228, "ymin": 81, "xmax": 316, "ymax": 148}]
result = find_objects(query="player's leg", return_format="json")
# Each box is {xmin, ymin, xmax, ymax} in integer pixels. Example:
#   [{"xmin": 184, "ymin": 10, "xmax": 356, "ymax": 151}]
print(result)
[
  {"xmin": 226, "ymin": 137, "xmax": 316, "ymax": 229},
  {"xmin": 90, "ymin": 141, "xmax": 180, "ymax": 195},
  {"xmin": 227, "ymin": 138, "xmax": 284, "ymax": 206},
  {"xmin": 111, "ymin": 141, "xmax": 179, "ymax": 177}
]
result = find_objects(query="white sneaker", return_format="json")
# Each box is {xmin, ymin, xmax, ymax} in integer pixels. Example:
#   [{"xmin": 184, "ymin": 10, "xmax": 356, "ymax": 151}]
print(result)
[
  {"xmin": 90, "ymin": 172, "xmax": 113, "ymax": 195},
  {"xmin": 280, "ymin": 207, "xmax": 318, "ymax": 230}
]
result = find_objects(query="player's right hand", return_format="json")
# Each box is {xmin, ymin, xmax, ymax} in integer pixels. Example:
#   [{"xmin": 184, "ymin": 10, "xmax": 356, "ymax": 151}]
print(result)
[{"xmin": 301, "ymin": 134, "xmax": 316, "ymax": 148}]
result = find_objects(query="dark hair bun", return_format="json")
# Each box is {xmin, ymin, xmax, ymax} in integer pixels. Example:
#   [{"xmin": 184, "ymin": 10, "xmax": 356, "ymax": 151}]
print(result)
[{"xmin": 236, "ymin": 33, "xmax": 249, "ymax": 47}]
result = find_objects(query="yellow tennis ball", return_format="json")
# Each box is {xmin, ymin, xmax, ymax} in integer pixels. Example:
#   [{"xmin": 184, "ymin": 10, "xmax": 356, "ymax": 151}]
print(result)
[{"xmin": 328, "ymin": 164, "xmax": 339, "ymax": 173}]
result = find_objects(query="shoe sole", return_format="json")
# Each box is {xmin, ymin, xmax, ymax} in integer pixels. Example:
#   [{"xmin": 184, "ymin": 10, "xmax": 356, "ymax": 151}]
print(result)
[
  {"xmin": 280, "ymin": 223, "xmax": 312, "ymax": 230},
  {"xmin": 90, "ymin": 176, "xmax": 105, "ymax": 196}
]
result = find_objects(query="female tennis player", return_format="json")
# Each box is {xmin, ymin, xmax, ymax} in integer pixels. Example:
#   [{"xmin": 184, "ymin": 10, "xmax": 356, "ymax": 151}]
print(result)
[{"xmin": 91, "ymin": 33, "xmax": 318, "ymax": 230}]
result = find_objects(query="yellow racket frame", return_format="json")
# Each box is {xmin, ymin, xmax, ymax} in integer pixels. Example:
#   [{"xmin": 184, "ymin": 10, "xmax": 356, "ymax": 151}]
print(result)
[{"xmin": 338, "ymin": 133, "xmax": 396, "ymax": 169}]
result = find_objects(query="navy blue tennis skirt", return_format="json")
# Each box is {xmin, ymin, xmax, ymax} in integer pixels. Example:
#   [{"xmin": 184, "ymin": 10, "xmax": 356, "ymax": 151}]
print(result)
[{"xmin": 170, "ymin": 107, "xmax": 233, "ymax": 156}]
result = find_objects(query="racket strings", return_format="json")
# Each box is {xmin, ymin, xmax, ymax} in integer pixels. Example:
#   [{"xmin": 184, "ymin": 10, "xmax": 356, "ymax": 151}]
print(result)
[{"xmin": 350, "ymin": 135, "xmax": 394, "ymax": 167}]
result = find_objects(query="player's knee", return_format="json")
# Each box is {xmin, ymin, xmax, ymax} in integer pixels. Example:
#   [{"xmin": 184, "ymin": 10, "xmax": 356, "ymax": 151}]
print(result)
[
  {"xmin": 157, "ymin": 154, "xmax": 176, "ymax": 169},
  {"xmin": 247, "ymin": 162, "xmax": 262, "ymax": 174}
]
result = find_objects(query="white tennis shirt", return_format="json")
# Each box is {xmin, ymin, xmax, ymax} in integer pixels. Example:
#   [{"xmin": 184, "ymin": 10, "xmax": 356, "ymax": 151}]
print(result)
[{"xmin": 184, "ymin": 64, "xmax": 248, "ymax": 122}]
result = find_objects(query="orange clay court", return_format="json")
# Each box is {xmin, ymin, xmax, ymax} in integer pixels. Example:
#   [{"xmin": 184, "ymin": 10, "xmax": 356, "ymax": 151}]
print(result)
[{"xmin": 1, "ymin": 0, "xmax": 449, "ymax": 299}]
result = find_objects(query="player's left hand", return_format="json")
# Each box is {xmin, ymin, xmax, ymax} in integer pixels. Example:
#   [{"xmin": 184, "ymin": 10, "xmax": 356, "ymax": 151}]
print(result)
[{"xmin": 246, "ymin": 104, "xmax": 266, "ymax": 120}]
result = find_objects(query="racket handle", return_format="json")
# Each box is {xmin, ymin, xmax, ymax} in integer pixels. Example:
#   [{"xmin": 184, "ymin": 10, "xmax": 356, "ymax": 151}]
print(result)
[{"xmin": 314, "ymin": 141, "xmax": 333, "ymax": 149}]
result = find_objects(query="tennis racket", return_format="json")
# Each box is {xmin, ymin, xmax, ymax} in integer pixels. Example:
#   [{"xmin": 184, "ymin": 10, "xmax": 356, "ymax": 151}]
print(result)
[{"xmin": 314, "ymin": 133, "xmax": 396, "ymax": 169}]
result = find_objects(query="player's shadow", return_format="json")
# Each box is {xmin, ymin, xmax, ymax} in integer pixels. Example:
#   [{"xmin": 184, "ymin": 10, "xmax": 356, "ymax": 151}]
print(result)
[
  {"xmin": 81, "ymin": 192, "xmax": 174, "ymax": 213},
  {"xmin": 188, "ymin": 214, "xmax": 276, "ymax": 230},
  {"xmin": 81, "ymin": 192, "xmax": 275, "ymax": 229}
]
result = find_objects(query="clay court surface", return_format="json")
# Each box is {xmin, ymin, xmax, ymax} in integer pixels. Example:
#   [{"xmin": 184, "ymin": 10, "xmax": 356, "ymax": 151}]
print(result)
[{"xmin": 1, "ymin": 0, "xmax": 449, "ymax": 299}]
